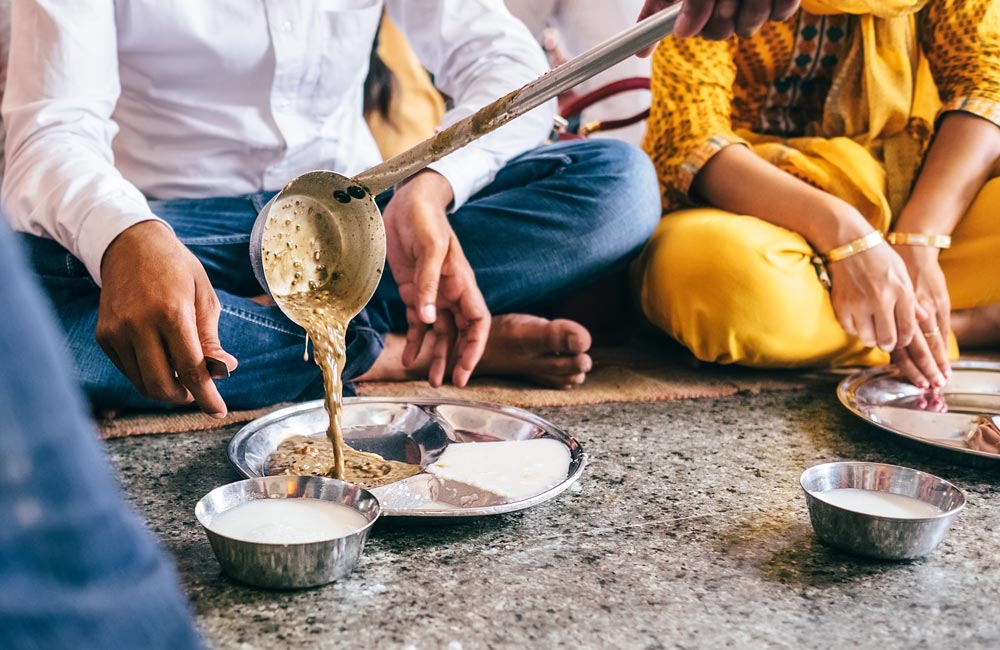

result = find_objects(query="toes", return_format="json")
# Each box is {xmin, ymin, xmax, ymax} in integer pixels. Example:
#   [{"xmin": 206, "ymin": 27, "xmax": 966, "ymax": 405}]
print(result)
[
  {"xmin": 548, "ymin": 319, "xmax": 592, "ymax": 355},
  {"xmin": 535, "ymin": 353, "xmax": 591, "ymax": 376},
  {"xmin": 530, "ymin": 354, "xmax": 591, "ymax": 389}
]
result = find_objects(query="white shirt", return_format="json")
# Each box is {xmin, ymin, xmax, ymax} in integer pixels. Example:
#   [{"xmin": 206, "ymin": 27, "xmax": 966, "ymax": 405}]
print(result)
[{"xmin": 1, "ymin": 0, "xmax": 553, "ymax": 283}]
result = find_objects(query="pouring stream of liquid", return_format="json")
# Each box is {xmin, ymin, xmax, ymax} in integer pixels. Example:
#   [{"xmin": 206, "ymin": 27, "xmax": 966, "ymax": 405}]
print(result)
[{"xmin": 257, "ymin": 6, "xmax": 681, "ymax": 480}]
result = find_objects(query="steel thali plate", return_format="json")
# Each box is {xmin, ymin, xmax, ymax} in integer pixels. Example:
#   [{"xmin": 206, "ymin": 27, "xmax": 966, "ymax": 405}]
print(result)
[
  {"xmin": 838, "ymin": 360, "xmax": 1000, "ymax": 463},
  {"xmin": 228, "ymin": 397, "xmax": 587, "ymax": 517}
]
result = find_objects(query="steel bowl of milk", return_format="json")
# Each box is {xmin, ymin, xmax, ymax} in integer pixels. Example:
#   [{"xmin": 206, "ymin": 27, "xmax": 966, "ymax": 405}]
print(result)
[
  {"xmin": 800, "ymin": 461, "xmax": 966, "ymax": 560},
  {"xmin": 195, "ymin": 476, "xmax": 380, "ymax": 589}
]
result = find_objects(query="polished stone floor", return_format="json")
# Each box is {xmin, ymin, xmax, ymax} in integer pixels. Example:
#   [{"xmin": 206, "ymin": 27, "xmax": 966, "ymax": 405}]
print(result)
[{"xmin": 108, "ymin": 380, "xmax": 1000, "ymax": 649}]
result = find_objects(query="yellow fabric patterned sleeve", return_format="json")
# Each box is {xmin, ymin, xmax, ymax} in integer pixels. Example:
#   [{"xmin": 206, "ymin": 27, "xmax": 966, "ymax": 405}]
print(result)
[
  {"xmin": 919, "ymin": 0, "xmax": 1000, "ymax": 128},
  {"xmin": 642, "ymin": 36, "xmax": 745, "ymax": 211}
]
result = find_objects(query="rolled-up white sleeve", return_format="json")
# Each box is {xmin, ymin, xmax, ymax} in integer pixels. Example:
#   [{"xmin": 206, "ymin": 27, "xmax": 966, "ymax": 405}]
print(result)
[
  {"xmin": 1, "ymin": 0, "xmax": 164, "ymax": 284},
  {"xmin": 386, "ymin": 0, "xmax": 555, "ymax": 210}
]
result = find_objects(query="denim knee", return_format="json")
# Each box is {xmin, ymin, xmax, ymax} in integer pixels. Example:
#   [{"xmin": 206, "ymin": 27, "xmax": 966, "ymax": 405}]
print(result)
[{"xmin": 569, "ymin": 139, "xmax": 662, "ymax": 263}]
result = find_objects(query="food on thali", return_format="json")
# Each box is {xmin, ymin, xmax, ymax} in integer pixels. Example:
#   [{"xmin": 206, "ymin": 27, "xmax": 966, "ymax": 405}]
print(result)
[
  {"xmin": 267, "ymin": 434, "xmax": 422, "ymax": 489},
  {"xmin": 965, "ymin": 415, "xmax": 1000, "ymax": 454},
  {"xmin": 267, "ymin": 434, "xmax": 573, "ymax": 505},
  {"xmin": 424, "ymin": 438, "xmax": 571, "ymax": 507}
]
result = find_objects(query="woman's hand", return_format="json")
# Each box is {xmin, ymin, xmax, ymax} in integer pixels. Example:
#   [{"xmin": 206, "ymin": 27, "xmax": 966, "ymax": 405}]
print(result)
[
  {"xmin": 687, "ymin": 143, "xmax": 945, "ymax": 389},
  {"xmin": 888, "ymin": 245, "xmax": 951, "ymax": 389},
  {"xmin": 826, "ymin": 241, "xmax": 921, "ymax": 366},
  {"xmin": 882, "ymin": 112, "xmax": 1000, "ymax": 389},
  {"xmin": 381, "ymin": 171, "xmax": 491, "ymax": 388}
]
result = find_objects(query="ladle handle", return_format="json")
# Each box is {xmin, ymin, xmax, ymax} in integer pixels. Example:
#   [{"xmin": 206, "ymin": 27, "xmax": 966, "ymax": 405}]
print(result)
[{"xmin": 353, "ymin": 4, "xmax": 681, "ymax": 196}]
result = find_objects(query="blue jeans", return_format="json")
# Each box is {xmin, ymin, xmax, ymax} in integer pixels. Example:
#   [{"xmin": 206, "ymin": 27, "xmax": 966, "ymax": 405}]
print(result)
[
  {"xmin": 23, "ymin": 139, "xmax": 660, "ymax": 410},
  {"xmin": 0, "ymin": 222, "xmax": 202, "ymax": 648}
]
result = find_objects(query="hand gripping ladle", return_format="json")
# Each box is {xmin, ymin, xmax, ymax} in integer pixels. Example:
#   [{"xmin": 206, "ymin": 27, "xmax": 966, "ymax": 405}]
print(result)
[{"xmin": 249, "ymin": 5, "xmax": 681, "ymax": 319}]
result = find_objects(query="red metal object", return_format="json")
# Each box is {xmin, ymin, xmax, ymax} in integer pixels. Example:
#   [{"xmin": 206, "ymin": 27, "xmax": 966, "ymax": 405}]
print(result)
[{"xmin": 557, "ymin": 76, "xmax": 651, "ymax": 139}]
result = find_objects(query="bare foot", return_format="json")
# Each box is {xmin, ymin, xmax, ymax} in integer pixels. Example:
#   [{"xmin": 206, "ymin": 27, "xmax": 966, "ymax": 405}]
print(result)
[
  {"xmin": 360, "ymin": 314, "xmax": 593, "ymax": 389},
  {"xmin": 476, "ymin": 314, "xmax": 593, "ymax": 388},
  {"xmin": 952, "ymin": 302, "xmax": 1000, "ymax": 349}
]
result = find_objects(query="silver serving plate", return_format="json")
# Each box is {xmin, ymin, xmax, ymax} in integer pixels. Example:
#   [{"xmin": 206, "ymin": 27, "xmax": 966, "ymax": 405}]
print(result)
[
  {"xmin": 228, "ymin": 397, "xmax": 588, "ymax": 518},
  {"xmin": 838, "ymin": 360, "xmax": 1000, "ymax": 462}
]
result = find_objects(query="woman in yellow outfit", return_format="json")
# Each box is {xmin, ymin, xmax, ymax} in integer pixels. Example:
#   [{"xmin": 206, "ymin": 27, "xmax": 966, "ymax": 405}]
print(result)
[{"xmin": 635, "ymin": 0, "xmax": 1000, "ymax": 389}]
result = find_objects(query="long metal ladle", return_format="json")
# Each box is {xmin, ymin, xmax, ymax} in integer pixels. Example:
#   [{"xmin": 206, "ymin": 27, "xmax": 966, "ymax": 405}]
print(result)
[{"xmin": 249, "ymin": 5, "xmax": 681, "ymax": 317}]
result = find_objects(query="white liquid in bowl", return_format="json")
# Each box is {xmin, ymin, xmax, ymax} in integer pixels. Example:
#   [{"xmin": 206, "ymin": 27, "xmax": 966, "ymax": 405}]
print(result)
[
  {"xmin": 814, "ymin": 488, "xmax": 943, "ymax": 519},
  {"xmin": 208, "ymin": 498, "xmax": 369, "ymax": 544}
]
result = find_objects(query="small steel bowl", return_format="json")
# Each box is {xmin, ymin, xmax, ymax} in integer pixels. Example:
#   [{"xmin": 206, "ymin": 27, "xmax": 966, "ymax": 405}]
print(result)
[
  {"xmin": 800, "ymin": 461, "xmax": 965, "ymax": 560},
  {"xmin": 195, "ymin": 476, "xmax": 380, "ymax": 589}
]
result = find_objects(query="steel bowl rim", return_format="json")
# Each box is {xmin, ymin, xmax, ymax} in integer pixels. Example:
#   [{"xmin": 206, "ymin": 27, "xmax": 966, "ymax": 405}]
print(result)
[
  {"xmin": 194, "ymin": 475, "xmax": 382, "ymax": 546},
  {"xmin": 799, "ymin": 460, "xmax": 967, "ymax": 521}
]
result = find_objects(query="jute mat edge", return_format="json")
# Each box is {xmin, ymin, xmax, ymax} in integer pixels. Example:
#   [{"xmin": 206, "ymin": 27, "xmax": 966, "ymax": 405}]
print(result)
[{"xmin": 96, "ymin": 359, "xmax": 821, "ymax": 438}]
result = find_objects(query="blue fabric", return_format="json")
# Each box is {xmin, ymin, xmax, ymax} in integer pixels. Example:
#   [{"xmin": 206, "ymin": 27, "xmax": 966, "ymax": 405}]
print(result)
[
  {"xmin": 0, "ymin": 221, "xmax": 202, "ymax": 649},
  {"xmin": 23, "ymin": 138, "xmax": 660, "ymax": 410}
]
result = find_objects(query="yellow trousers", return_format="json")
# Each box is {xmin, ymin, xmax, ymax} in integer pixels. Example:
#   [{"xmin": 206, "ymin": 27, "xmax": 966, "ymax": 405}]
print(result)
[
  {"xmin": 634, "ymin": 173, "xmax": 1000, "ymax": 369},
  {"xmin": 364, "ymin": 17, "xmax": 445, "ymax": 160}
]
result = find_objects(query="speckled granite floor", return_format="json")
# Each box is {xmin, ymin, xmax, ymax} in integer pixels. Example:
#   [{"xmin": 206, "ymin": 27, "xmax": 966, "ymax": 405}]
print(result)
[{"xmin": 107, "ymin": 379, "xmax": 1000, "ymax": 650}]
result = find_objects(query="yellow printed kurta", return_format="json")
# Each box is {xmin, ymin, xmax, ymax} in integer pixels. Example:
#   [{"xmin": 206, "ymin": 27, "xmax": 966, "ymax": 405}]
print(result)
[{"xmin": 636, "ymin": 0, "xmax": 1000, "ymax": 368}]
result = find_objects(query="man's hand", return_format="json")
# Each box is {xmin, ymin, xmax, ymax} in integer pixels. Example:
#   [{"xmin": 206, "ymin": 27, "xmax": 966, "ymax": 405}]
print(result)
[
  {"xmin": 637, "ymin": 0, "xmax": 800, "ymax": 52},
  {"xmin": 97, "ymin": 221, "xmax": 237, "ymax": 417},
  {"xmin": 381, "ymin": 171, "xmax": 490, "ymax": 388}
]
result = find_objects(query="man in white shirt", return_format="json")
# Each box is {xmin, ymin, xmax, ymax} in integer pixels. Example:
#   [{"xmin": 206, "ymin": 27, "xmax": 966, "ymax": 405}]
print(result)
[{"xmin": 2, "ymin": 0, "xmax": 662, "ymax": 416}]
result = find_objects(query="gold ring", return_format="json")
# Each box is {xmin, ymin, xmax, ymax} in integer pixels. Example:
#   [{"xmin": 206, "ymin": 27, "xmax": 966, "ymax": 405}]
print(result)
[{"xmin": 923, "ymin": 326, "xmax": 941, "ymax": 337}]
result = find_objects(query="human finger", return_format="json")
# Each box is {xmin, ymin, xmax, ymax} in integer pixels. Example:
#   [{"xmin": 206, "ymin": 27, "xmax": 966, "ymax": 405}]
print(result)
[
  {"xmin": 195, "ymin": 283, "xmax": 238, "ymax": 376},
  {"xmin": 402, "ymin": 303, "xmax": 429, "ymax": 369},
  {"xmin": 893, "ymin": 290, "xmax": 918, "ymax": 348},
  {"xmin": 700, "ymin": 0, "xmax": 740, "ymax": 40},
  {"xmin": 936, "ymin": 300, "xmax": 952, "ymax": 380},
  {"xmin": 872, "ymin": 300, "xmax": 898, "ymax": 352},
  {"xmin": 164, "ymin": 308, "xmax": 228, "ymax": 417},
  {"xmin": 637, "ymin": 0, "xmax": 682, "ymax": 55},
  {"xmin": 769, "ymin": 0, "xmax": 800, "ymax": 21},
  {"xmin": 450, "ymin": 294, "xmax": 491, "ymax": 388},
  {"xmin": 413, "ymin": 239, "xmax": 447, "ymax": 326},
  {"xmin": 100, "ymin": 339, "xmax": 147, "ymax": 397},
  {"xmin": 674, "ymin": 0, "xmax": 718, "ymax": 39},
  {"xmin": 734, "ymin": 0, "xmax": 772, "ymax": 37},
  {"xmin": 637, "ymin": 0, "xmax": 672, "ymax": 22},
  {"xmin": 919, "ymin": 319, "xmax": 950, "ymax": 385},
  {"xmin": 397, "ymin": 283, "xmax": 429, "ymax": 368},
  {"xmin": 133, "ymin": 329, "xmax": 192, "ymax": 404},
  {"xmin": 853, "ymin": 313, "xmax": 878, "ymax": 349},
  {"xmin": 837, "ymin": 310, "xmax": 857, "ymax": 337},
  {"xmin": 427, "ymin": 312, "xmax": 456, "ymax": 388},
  {"xmin": 891, "ymin": 348, "xmax": 932, "ymax": 390},
  {"xmin": 909, "ymin": 326, "xmax": 946, "ymax": 388},
  {"xmin": 915, "ymin": 300, "xmax": 949, "ymax": 379}
]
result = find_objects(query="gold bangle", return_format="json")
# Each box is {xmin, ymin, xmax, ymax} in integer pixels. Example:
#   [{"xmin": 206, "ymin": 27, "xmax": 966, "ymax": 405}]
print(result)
[
  {"xmin": 822, "ymin": 231, "xmax": 885, "ymax": 263},
  {"xmin": 886, "ymin": 232, "xmax": 952, "ymax": 249}
]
